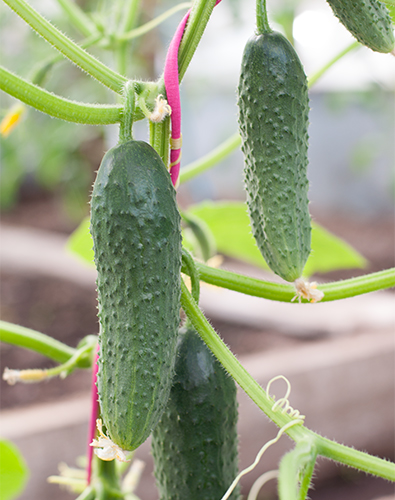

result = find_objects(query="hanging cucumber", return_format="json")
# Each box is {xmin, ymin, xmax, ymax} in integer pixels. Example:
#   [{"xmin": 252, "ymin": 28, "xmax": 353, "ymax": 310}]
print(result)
[
  {"xmin": 238, "ymin": 2, "xmax": 311, "ymax": 283},
  {"xmin": 90, "ymin": 139, "xmax": 182, "ymax": 452},
  {"xmin": 326, "ymin": 0, "xmax": 395, "ymax": 54},
  {"xmin": 151, "ymin": 327, "xmax": 240, "ymax": 500}
]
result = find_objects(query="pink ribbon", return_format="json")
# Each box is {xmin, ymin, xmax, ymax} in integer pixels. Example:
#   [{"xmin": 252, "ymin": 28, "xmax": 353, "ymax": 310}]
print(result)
[
  {"xmin": 87, "ymin": 345, "xmax": 99, "ymax": 484},
  {"xmin": 164, "ymin": 0, "xmax": 222, "ymax": 186}
]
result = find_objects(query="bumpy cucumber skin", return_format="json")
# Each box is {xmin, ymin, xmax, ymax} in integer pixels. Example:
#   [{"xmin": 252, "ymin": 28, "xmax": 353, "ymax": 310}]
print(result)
[
  {"xmin": 238, "ymin": 31, "xmax": 311, "ymax": 282},
  {"xmin": 90, "ymin": 140, "xmax": 182, "ymax": 451},
  {"xmin": 327, "ymin": 0, "xmax": 394, "ymax": 53},
  {"xmin": 151, "ymin": 328, "xmax": 240, "ymax": 500}
]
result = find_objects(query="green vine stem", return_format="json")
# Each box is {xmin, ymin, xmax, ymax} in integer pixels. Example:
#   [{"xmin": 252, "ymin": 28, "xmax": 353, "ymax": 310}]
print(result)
[
  {"xmin": 181, "ymin": 279, "xmax": 395, "ymax": 482},
  {"xmin": 114, "ymin": 0, "xmax": 141, "ymax": 76},
  {"xmin": 256, "ymin": 0, "xmax": 271, "ymax": 35},
  {"xmin": 149, "ymin": 118, "xmax": 171, "ymax": 166},
  {"xmin": 0, "ymin": 66, "xmax": 123, "ymax": 124},
  {"xmin": 298, "ymin": 445, "xmax": 318, "ymax": 500},
  {"xmin": 0, "ymin": 320, "xmax": 91, "ymax": 367},
  {"xmin": 55, "ymin": 0, "xmax": 97, "ymax": 37},
  {"xmin": 177, "ymin": 0, "xmax": 218, "ymax": 82},
  {"xmin": 278, "ymin": 440, "xmax": 316, "ymax": 500},
  {"xmin": 313, "ymin": 434, "xmax": 395, "ymax": 480},
  {"xmin": 185, "ymin": 261, "xmax": 395, "ymax": 303},
  {"xmin": 181, "ymin": 248, "xmax": 201, "ymax": 303},
  {"xmin": 3, "ymin": 0, "xmax": 127, "ymax": 94},
  {"xmin": 118, "ymin": 2, "xmax": 192, "ymax": 42},
  {"xmin": 118, "ymin": 81, "xmax": 135, "ymax": 143}
]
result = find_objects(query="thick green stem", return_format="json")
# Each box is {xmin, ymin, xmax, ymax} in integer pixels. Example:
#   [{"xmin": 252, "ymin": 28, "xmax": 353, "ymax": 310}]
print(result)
[
  {"xmin": 278, "ymin": 440, "xmax": 316, "ymax": 500},
  {"xmin": 256, "ymin": 0, "xmax": 271, "ymax": 35},
  {"xmin": 182, "ymin": 248, "xmax": 201, "ymax": 303},
  {"xmin": 0, "ymin": 320, "xmax": 91, "ymax": 367},
  {"xmin": 178, "ymin": 0, "xmax": 217, "ymax": 82},
  {"xmin": 115, "ymin": 0, "xmax": 141, "ymax": 76},
  {"xmin": 187, "ymin": 262, "xmax": 395, "ymax": 303},
  {"xmin": 149, "ymin": 118, "xmax": 171, "ymax": 166},
  {"xmin": 298, "ymin": 447, "xmax": 317, "ymax": 500},
  {"xmin": 0, "ymin": 66, "xmax": 123, "ymax": 124},
  {"xmin": 118, "ymin": 81, "xmax": 135, "ymax": 143},
  {"xmin": 3, "ymin": 0, "xmax": 127, "ymax": 93},
  {"xmin": 314, "ymin": 434, "xmax": 395, "ymax": 481}
]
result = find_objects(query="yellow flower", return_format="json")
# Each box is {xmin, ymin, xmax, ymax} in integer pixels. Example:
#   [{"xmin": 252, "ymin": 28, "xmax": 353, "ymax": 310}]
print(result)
[{"xmin": 0, "ymin": 103, "xmax": 26, "ymax": 137}]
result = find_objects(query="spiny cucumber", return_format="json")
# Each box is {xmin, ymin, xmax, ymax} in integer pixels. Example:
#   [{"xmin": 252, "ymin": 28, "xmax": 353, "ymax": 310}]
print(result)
[
  {"xmin": 90, "ymin": 139, "xmax": 182, "ymax": 451},
  {"xmin": 327, "ymin": 0, "xmax": 395, "ymax": 53},
  {"xmin": 238, "ymin": 30, "xmax": 311, "ymax": 282},
  {"xmin": 151, "ymin": 327, "xmax": 240, "ymax": 500}
]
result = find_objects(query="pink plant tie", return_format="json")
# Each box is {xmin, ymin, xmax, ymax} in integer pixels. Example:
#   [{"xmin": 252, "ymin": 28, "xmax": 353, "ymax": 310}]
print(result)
[
  {"xmin": 164, "ymin": 0, "xmax": 222, "ymax": 187},
  {"xmin": 87, "ymin": 345, "xmax": 100, "ymax": 484}
]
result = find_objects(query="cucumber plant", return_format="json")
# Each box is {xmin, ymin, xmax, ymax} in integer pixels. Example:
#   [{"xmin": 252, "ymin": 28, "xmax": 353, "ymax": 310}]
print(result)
[{"xmin": 1, "ymin": 0, "xmax": 395, "ymax": 499}]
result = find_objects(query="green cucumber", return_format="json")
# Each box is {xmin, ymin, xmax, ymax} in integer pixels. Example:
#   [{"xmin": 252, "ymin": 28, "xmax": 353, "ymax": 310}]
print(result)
[
  {"xmin": 90, "ymin": 139, "xmax": 182, "ymax": 451},
  {"xmin": 326, "ymin": 0, "xmax": 395, "ymax": 53},
  {"xmin": 238, "ymin": 30, "xmax": 311, "ymax": 282},
  {"xmin": 151, "ymin": 327, "xmax": 240, "ymax": 500}
]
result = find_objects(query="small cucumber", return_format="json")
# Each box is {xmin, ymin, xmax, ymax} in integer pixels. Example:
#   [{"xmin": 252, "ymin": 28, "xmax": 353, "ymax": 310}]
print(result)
[
  {"xmin": 151, "ymin": 327, "xmax": 240, "ymax": 500},
  {"xmin": 90, "ymin": 140, "xmax": 182, "ymax": 451},
  {"xmin": 327, "ymin": 0, "xmax": 395, "ymax": 53},
  {"xmin": 238, "ymin": 31, "xmax": 311, "ymax": 282}
]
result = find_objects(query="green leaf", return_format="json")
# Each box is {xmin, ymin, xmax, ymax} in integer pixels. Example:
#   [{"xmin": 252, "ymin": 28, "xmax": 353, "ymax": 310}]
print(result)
[
  {"xmin": 0, "ymin": 439, "xmax": 29, "ymax": 500},
  {"xmin": 67, "ymin": 216, "xmax": 94, "ymax": 265},
  {"xmin": 187, "ymin": 201, "xmax": 367, "ymax": 277}
]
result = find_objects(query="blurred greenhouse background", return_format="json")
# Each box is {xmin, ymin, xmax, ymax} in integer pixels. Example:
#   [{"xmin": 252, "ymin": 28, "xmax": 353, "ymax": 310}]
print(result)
[{"xmin": 0, "ymin": 0, "xmax": 394, "ymax": 499}]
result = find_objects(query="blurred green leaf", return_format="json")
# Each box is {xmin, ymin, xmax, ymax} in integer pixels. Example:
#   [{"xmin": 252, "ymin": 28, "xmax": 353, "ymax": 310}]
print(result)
[
  {"xmin": 67, "ymin": 216, "xmax": 94, "ymax": 265},
  {"xmin": 0, "ymin": 439, "xmax": 29, "ymax": 500},
  {"xmin": 187, "ymin": 201, "xmax": 367, "ymax": 277}
]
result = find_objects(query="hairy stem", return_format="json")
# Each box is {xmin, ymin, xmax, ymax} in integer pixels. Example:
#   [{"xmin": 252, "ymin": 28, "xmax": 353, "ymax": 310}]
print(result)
[
  {"xmin": 0, "ymin": 66, "xmax": 123, "ymax": 124},
  {"xmin": 180, "ymin": 278, "xmax": 306, "ymax": 440},
  {"xmin": 178, "ymin": 0, "xmax": 218, "ymax": 81},
  {"xmin": 314, "ymin": 434, "xmax": 395, "ymax": 481},
  {"xmin": 187, "ymin": 262, "xmax": 395, "ymax": 303}
]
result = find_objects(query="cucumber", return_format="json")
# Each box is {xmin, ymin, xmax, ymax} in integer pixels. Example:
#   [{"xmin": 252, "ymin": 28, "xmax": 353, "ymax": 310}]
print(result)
[
  {"xmin": 151, "ymin": 327, "xmax": 240, "ymax": 500},
  {"xmin": 90, "ymin": 140, "xmax": 182, "ymax": 452},
  {"xmin": 326, "ymin": 0, "xmax": 395, "ymax": 53},
  {"xmin": 238, "ymin": 31, "xmax": 311, "ymax": 282}
]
